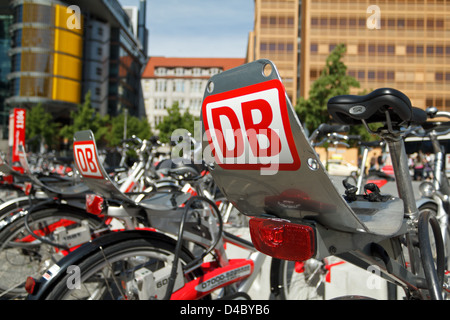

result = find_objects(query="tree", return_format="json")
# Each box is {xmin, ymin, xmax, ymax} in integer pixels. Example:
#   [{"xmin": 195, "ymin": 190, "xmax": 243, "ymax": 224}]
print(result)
[
  {"xmin": 59, "ymin": 91, "xmax": 110, "ymax": 145},
  {"xmin": 296, "ymin": 44, "xmax": 360, "ymax": 134},
  {"xmin": 25, "ymin": 104, "xmax": 59, "ymax": 152},
  {"xmin": 157, "ymin": 102, "xmax": 197, "ymax": 143},
  {"xmin": 109, "ymin": 111, "xmax": 152, "ymax": 146}
]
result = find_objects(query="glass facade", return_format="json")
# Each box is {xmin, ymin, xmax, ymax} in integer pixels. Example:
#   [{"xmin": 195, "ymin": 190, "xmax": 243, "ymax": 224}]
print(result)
[
  {"xmin": 247, "ymin": 0, "xmax": 300, "ymax": 102},
  {"xmin": 8, "ymin": 1, "xmax": 83, "ymax": 106},
  {"xmin": 0, "ymin": 13, "xmax": 12, "ymax": 138},
  {"xmin": 301, "ymin": 0, "xmax": 450, "ymax": 111}
]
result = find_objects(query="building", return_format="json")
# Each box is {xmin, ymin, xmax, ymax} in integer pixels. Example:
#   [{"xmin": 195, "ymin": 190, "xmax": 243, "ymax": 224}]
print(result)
[
  {"xmin": 141, "ymin": 57, "xmax": 245, "ymax": 130},
  {"xmin": 247, "ymin": 0, "xmax": 300, "ymax": 102},
  {"xmin": 0, "ymin": 4, "xmax": 12, "ymax": 139},
  {"xmin": 300, "ymin": 0, "xmax": 450, "ymax": 111},
  {"xmin": 248, "ymin": 0, "xmax": 450, "ymax": 113},
  {"xmin": 2, "ymin": 0, "xmax": 148, "ymax": 136}
]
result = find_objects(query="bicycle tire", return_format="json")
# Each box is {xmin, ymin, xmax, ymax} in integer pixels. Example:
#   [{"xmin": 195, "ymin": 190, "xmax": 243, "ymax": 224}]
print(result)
[
  {"xmin": 39, "ymin": 233, "xmax": 200, "ymax": 300},
  {"xmin": 0, "ymin": 205, "xmax": 103, "ymax": 299},
  {"xmin": 270, "ymin": 258, "xmax": 325, "ymax": 300},
  {"xmin": 418, "ymin": 202, "xmax": 450, "ymax": 271}
]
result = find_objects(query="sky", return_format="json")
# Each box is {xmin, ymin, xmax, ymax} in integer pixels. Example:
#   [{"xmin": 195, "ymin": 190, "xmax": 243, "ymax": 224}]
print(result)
[{"xmin": 118, "ymin": 0, "xmax": 254, "ymax": 58}]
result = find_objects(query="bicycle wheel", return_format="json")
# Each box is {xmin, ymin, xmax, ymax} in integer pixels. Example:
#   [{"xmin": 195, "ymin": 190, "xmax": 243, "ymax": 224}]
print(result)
[
  {"xmin": 418, "ymin": 202, "xmax": 450, "ymax": 271},
  {"xmin": 41, "ymin": 235, "xmax": 200, "ymax": 300},
  {"xmin": 270, "ymin": 258, "xmax": 325, "ymax": 300},
  {"xmin": 0, "ymin": 206, "xmax": 103, "ymax": 299}
]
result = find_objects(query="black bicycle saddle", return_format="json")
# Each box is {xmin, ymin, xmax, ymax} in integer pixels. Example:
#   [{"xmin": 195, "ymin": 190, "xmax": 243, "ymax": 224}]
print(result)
[{"xmin": 328, "ymin": 88, "xmax": 427, "ymax": 125}]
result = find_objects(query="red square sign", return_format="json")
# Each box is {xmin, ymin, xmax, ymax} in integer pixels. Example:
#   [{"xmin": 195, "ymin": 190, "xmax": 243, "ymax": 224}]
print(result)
[{"xmin": 202, "ymin": 79, "xmax": 300, "ymax": 171}]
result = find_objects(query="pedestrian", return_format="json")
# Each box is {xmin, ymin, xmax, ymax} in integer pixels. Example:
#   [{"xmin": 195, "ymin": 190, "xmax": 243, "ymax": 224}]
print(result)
[{"xmin": 413, "ymin": 152, "xmax": 424, "ymax": 181}]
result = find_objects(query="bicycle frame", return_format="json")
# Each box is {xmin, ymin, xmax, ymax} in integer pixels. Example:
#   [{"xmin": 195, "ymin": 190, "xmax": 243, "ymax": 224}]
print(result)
[
  {"xmin": 68, "ymin": 130, "xmax": 267, "ymax": 299},
  {"xmin": 414, "ymin": 111, "xmax": 450, "ymax": 257},
  {"xmin": 200, "ymin": 59, "xmax": 444, "ymax": 299}
]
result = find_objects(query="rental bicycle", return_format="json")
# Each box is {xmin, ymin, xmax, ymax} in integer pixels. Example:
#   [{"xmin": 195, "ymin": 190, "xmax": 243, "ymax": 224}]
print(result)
[
  {"xmin": 26, "ymin": 130, "xmax": 269, "ymax": 300},
  {"xmin": 200, "ymin": 59, "xmax": 446, "ymax": 300}
]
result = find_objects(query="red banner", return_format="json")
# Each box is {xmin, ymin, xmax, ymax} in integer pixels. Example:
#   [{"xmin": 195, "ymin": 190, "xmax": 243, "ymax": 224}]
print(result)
[{"xmin": 9, "ymin": 108, "xmax": 26, "ymax": 163}]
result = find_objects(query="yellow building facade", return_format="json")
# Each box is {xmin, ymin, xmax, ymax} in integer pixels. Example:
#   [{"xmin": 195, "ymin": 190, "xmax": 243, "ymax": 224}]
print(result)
[
  {"xmin": 247, "ymin": 0, "xmax": 300, "ymax": 102},
  {"xmin": 301, "ymin": 0, "xmax": 450, "ymax": 110},
  {"xmin": 10, "ymin": 1, "xmax": 83, "ymax": 106}
]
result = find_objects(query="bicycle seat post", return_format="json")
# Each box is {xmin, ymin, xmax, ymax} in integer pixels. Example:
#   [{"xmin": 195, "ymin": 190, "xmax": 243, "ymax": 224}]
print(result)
[{"xmin": 384, "ymin": 135, "xmax": 418, "ymax": 219}]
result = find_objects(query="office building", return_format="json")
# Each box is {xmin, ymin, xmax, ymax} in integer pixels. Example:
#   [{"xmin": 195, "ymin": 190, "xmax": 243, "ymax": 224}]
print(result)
[
  {"xmin": 3, "ymin": 0, "xmax": 148, "ymax": 134},
  {"xmin": 248, "ymin": 0, "xmax": 450, "ymax": 113},
  {"xmin": 301, "ymin": 0, "xmax": 450, "ymax": 111},
  {"xmin": 247, "ymin": 0, "xmax": 300, "ymax": 102},
  {"xmin": 141, "ymin": 57, "xmax": 245, "ymax": 129}
]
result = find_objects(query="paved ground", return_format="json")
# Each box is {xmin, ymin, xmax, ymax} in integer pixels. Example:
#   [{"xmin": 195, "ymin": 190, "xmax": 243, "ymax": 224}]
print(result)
[{"xmin": 223, "ymin": 175, "xmax": 426, "ymax": 300}]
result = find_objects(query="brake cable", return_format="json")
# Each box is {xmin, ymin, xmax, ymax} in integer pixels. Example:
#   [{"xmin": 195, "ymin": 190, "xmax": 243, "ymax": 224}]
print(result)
[{"xmin": 163, "ymin": 195, "xmax": 223, "ymax": 300}]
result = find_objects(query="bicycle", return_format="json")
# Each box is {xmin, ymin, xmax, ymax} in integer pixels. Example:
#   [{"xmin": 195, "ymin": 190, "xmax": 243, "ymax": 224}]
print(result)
[
  {"xmin": 200, "ymin": 59, "xmax": 446, "ymax": 300},
  {"xmin": 410, "ymin": 107, "xmax": 450, "ymax": 275},
  {"xmin": 344, "ymin": 140, "xmax": 395, "ymax": 193},
  {"xmin": 0, "ymin": 137, "xmax": 174, "ymax": 299},
  {"xmin": 26, "ymin": 130, "xmax": 269, "ymax": 300}
]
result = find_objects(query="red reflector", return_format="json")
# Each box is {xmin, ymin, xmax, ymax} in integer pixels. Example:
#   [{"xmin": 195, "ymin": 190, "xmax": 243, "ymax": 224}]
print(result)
[
  {"xmin": 25, "ymin": 276, "xmax": 36, "ymax": 294},
  {"xmin": 249, "ymin": 218, "xmax": 315, "ymax": 261},
  {"xmin": 24, "ymin": 182, "xmax": 33, "ymax": 195},
  {"xmin": 86, "ymin": 194, "xmax": 104, "ymax": 215}
]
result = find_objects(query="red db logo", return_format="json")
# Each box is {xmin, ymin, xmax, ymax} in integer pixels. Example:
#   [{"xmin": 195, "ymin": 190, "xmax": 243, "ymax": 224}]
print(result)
[
  {"xmin": 73, "ymin": 141, "xmax": 103, "ymax": 179},
  {"xmin": 202, "ymin": 79, "xmax": 300, "ymax": 171}
]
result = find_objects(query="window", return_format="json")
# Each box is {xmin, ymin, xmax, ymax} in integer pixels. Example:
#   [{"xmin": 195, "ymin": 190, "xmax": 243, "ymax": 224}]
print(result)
[
  {"xmin": 174, "ymin": 80, "xmax": 184, "ymax": 92},
  {"xmin": 357, "ymin": 70, "xmax": 365, "ymax": 80},
  {"xmin": 416, "ymin": 45, "xmax": 424, "ymax": 56},
  {"xmin": 387, "ymin": 45, "xmax": 395, "ymax": 55},
  {"xmin": 387, "ymin": 71, "xmax": 395, "ymax": 80},
  {"xmin": 358, "ymin": 44, "xmax": 366, "ymax": 54},
  {"xmin": 156, "ymin": 80, "xmax": 166, "ymax": 92}
]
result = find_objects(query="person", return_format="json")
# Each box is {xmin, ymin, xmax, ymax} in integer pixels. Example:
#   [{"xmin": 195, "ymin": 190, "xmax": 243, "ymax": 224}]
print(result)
[
  {"xmin": 423, "ymin": 152, "xmax": 434, "ymax": 181},
  {"xmin": 413, "ymin": 152, "xmax": 424, "ymax": 181}
]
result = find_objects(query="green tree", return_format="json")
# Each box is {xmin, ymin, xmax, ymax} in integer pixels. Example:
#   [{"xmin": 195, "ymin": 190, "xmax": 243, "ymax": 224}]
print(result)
[
  {"xmin": 25, "ymin": 104, "xmax": 59, "ymax": 152},
  {"xmin": 157, "ymin": 102, "xmax": 197, "ymax": 143},
  {"xmin": 296, "ymin": 44, "xmax": 360, "ymax": 134},
  {"xmin": 109, "ymin": 111, "xmax": 152, "ymax": 146},
  {"xmin": 59, "ymin": 91, "xmax": 110, "ymax": 145}
]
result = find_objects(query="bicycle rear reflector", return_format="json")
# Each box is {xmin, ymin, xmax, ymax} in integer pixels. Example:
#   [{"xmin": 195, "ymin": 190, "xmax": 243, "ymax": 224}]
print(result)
[
  {"xmin": 85, "ymin": 194, "xmax": 104, "ymax": 215},
  {"xmin": 249, "ymin": 217, "xmax": 316, "ymax": 261}
]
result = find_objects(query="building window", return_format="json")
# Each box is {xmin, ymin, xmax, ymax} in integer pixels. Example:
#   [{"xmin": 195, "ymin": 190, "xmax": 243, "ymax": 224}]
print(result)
[
  {"xmin": 174, "ymin": 80, "xmax": 184, "ymax": 92},
  {"xmin": 156, "ymin": 80, "xmax": 166, "ymax": 92},
  {"xmin": 357, "ymin": 70, "xmax": 365, "ymax": 80}
]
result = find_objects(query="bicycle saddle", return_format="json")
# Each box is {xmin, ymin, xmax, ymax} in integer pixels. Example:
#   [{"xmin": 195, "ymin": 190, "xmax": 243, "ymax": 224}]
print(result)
[{"xmin": 328, "ymin": 88, "xmax": 427, "ymax": 125}]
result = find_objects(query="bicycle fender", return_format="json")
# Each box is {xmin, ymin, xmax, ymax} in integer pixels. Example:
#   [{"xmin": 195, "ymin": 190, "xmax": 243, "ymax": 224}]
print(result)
[
  {"xmin": 27, "ymin": 230, "xmax": 178, "ymax": 300},
  {"xmin": 416, "ymin": 198, "xmax": 438, "ymax": 209}
]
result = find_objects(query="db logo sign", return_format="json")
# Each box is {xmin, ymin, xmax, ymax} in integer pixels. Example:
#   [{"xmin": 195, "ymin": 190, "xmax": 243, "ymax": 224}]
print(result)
[
  {"xmin": 202, "ymin": 79, "xmax": 300, "ymax": 171},
  {"xmin": 73, "ymin": 141, "xmax": 103, "ymax": 179}
]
